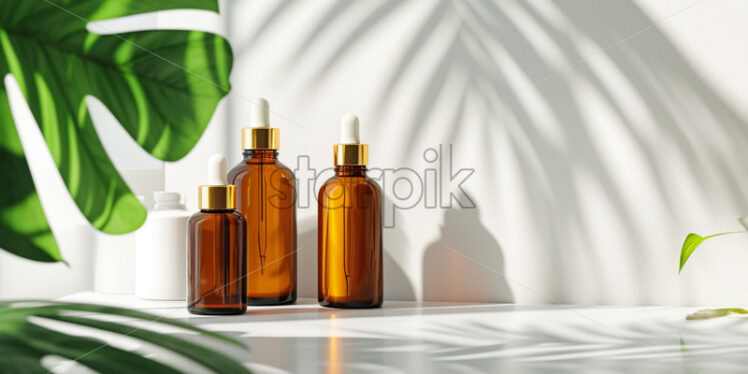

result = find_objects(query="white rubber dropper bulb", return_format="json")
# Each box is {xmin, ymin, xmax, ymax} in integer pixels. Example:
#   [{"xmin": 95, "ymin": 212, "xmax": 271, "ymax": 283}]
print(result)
[
  {"xmin": 207, "ymin": 154, "xmax": 227, "ymax": 185},
  {"xmin": 250, "ymin": 98, "xmax": 270, "ymax": 127},
  {"xmin": 340, "ymin": 114, "xmax": 360, "ymax": 144}
]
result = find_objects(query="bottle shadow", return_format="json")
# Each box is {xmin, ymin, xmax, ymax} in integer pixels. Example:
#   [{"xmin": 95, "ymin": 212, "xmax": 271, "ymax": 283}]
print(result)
[{"xmin": 422, "ymin": 204, "xmax": 513, "ymax": 303}]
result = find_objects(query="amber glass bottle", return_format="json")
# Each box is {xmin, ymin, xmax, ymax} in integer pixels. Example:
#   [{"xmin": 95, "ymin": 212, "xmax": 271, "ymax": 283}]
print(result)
[
  {"xmin": 228, "ymin": 99, "xmax": 297, "ymax": 305},
  {"xmin": 188, "ymin": 155, "xmax": 247, "ymax": 315},
  {"xmin": 318, "ymin": 114, "xmax": 382, "ymax": 308}
]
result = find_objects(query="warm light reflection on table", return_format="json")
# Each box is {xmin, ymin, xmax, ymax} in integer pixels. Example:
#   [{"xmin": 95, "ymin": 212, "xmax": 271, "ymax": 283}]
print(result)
[{"xmin": 327, "ymin": 314, "xmax": 342, "ymax": 374}]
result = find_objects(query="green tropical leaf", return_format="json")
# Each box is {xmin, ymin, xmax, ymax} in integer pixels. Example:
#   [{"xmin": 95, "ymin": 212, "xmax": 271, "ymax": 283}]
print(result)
[
  {"xmin": 0, "ymin": 0, "xmax": 232, "ymax": 262},
  {"xmin": 678, "ymin": 232, "xmax": 742, "ymax": 273},
  {"xmin": 0, "ymin": 300, "xmax": 251, "ymax": 373},
  {"xmin": 686, "ymin": 308, "xmax": 748, "ymax": 320}
]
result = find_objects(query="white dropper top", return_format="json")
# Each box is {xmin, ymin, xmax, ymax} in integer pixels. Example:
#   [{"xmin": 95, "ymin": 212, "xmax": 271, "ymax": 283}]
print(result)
[
  {"xmin": 250, "ymin": 98, "xmax": 270, "ymax": 127},
  {"xmin": 340, "ymin": 114, "xmax": 360, "ymax": 144},
  {"xmin": 207, "ymin": 154, "xmax": 227, "ymax": 185}
]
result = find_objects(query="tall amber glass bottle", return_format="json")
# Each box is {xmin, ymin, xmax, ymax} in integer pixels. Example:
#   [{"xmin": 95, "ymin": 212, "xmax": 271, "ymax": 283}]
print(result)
[
  {"xmin": 228, "ymin": 98, "xmax": 297, "ymax": 305},
  {"xmin": 188, "ymin": 155, "xmax": 247, "ymax": 315},
  {"xmin": 318, "ymin": 114, "xmax": 382, "ymax": 308}
]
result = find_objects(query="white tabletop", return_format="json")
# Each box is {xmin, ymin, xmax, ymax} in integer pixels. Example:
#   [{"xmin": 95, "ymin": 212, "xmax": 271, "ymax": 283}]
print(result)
[{"xmin": 56, "ymin": 292, "xmax": 746, "ymax": 373}]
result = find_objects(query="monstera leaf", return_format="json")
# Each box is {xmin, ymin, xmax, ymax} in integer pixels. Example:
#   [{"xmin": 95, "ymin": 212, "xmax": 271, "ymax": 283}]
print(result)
[
  {"xmin": 0, "ymin": 0, "xmax": 232, "ymax": 262},
  {"xmin": 0, "ymin": 300, "xmax": 251, "ymax": 373}
]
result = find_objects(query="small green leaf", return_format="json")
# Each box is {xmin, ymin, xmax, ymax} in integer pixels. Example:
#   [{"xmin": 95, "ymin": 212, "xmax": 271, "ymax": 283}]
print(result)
[
  {"xmin": 686, "ymin": 308, "xmax": 748, "ymax": 320},
  {"xmin": 678, "ymin": 232, "xmax": 742, "ymax": 273}
]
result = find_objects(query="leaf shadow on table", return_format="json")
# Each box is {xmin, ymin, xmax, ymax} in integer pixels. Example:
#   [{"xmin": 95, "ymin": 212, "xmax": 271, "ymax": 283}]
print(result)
[
  {"xmin": 172, "ymin": 308, "xmax": 748, "ymax": 373},
  {"xmin": 188, "ymin": 314, "xmax": 748, "ymax": 373}
]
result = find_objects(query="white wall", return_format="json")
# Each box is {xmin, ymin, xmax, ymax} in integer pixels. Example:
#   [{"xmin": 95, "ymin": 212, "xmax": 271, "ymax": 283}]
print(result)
[
  {"xmin": 4, "ymin": 0, "xmax": 748, "ymax": 305},
  {"xmin": 214, "ymin": 0, "xmax": 748, "ymax": 305}
]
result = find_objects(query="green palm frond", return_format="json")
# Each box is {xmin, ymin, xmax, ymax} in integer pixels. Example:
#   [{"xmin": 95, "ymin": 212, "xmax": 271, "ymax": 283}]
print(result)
[{"xmin": 0, "ymin": 300, "xmax": 250, "ymax": 373}]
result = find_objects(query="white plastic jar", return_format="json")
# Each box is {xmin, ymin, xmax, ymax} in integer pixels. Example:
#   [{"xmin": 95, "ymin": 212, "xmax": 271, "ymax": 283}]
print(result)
[{"xmin": 135, "ymin": 191, "xmax": 191, "ymax": 300}]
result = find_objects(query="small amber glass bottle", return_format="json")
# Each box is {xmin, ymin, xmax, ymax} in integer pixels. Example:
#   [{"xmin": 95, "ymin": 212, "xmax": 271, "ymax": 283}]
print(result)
[
  {"xmin": 188, "ymin": 155, "xmax": 247, "ymax": 315},
  {"xmin": 318, "ymin": 114, "xmax": 383, "ymax": 308},
  {"xmin": 228, "ymin": 98, "xmax": 297, "ymax": 305}
]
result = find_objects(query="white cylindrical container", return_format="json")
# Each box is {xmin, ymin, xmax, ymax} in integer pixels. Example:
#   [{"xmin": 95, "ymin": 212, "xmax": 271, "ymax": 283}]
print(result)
[{"xmin": 135, "ymin": 191, "xmax": 191, "ymax": 300}]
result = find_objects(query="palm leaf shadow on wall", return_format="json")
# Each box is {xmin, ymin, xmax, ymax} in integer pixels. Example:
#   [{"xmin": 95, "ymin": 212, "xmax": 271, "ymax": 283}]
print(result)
[
  {"xmin": 0, "ymin": 0, "xmax": 232, "ymax": 262},
  {"xmin": 238, "ymin": 0, "xmax": 748, "ymax": 303}
]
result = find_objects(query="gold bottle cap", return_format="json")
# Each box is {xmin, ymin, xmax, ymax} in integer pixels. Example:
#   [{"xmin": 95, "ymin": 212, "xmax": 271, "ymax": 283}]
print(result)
[
  {"xmin": 242, "ymin": 127, "xmax": 279, "ymax": 150},
  {"xmin": 334, "ymin": 144, "xmax": 368, "ymax": 165},
  {"xmin": 334, "ymin": 114, "xmax": 368, "ymax": 166},
  {"xmin": 241, "ymin": 98, "xmax": 279, "ymax": 150},
  {"xmin": 198, "ymin": 185, "xmax": 235, "ymax": 210}
]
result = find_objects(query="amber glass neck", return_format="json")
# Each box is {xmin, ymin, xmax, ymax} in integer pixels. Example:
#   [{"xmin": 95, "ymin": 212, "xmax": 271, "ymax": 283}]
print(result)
[
  {"xmin": 243, "ymin": 149, "xmax": 278, "ymax": 160},
  {"xmin": 200, "ymin": 209, "xmax": 234, "ymax": 213},
  {"xmin": 335, "ymin": 165, "xmax": 367, "ymax": 177}
]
